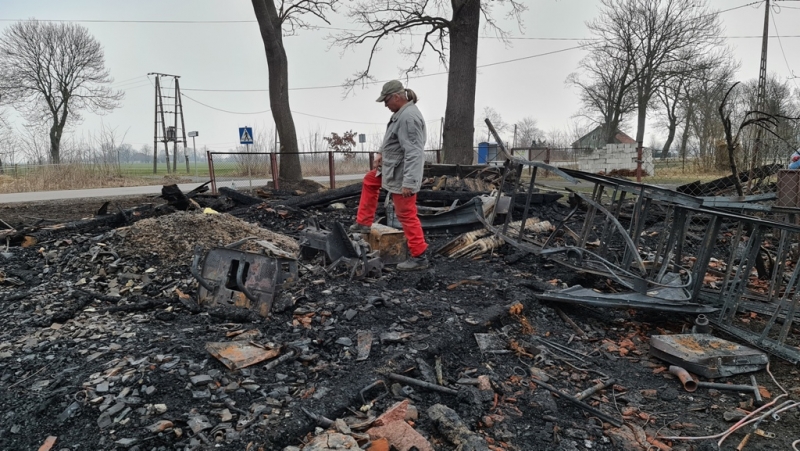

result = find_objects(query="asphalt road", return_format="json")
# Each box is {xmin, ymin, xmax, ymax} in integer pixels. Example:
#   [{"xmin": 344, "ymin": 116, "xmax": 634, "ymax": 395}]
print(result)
[{"xmin": 0, "ymin": 174, "xmax": 365, "ymax": 204}]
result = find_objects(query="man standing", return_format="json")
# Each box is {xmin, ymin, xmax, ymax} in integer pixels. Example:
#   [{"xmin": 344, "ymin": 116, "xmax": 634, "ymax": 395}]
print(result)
[{"xmin": 350, "ymin": 80, "xmax": 429, "ymax": 271}]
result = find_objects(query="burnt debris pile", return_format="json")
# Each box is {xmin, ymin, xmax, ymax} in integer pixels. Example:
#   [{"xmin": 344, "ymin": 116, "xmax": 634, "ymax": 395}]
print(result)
[{"xmin": 2, "ymin": 163, "xmax": 800, "ymax": 451}]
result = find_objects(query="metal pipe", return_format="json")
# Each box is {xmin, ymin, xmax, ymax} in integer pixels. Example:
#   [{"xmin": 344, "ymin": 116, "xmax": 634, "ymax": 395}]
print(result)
[
  {"xmin": 387, "ymin": 373, "xmax": 459, "ymax": 395},
  {"xmin": 669, "ymin": 365, "xmax": 698, "ymax": 392},
  {"xmin": 207, "ymin": 151, "xmax": 216, "ymax": 194},
  {"xmin": 328, "ymin": 151, "xmax": 336, "ymax": 189},
  {"xmin": 693, "ymin": 314, "xmax": 711, "ymax": 334}
]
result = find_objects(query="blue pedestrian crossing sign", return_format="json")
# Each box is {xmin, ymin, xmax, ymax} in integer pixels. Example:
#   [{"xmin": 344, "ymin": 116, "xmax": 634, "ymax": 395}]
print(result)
[{"xmin": 239, "ymin": 127, "xmax": 253, "ymax": 145}]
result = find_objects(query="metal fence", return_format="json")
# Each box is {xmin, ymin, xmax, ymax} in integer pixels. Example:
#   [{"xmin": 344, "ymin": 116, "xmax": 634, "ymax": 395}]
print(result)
[{"xmin": 207, "ymin": 150, "xmax": 442, "ymax": 192}]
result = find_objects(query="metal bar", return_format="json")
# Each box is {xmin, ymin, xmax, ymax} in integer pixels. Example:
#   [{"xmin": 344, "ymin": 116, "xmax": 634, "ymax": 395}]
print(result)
[
  {"xmin": 488, "ymin": 161, "xmax": 512, "ymax": 225},
  {"xmin": 721, "ymin": 227, "xmax": 763, "ymax": 323},
  {"xmin": 502, "ymin": 164, "xmax": 524, "ymax": 235},
  {"xmin": 579, "ymin": 183, "xmax": 602, "ymax": 248},
  {"xmin": 766, "ymin": 231, "xmax": 788, "ymax": 303},
  {"xmin": 674, "ymin": 210, "xmax": 692, "ymax": 269},
  {"xmin": 208, "ymin": 151, "xmax": 217, "ymax": 195},
  {"xmin": 759, "ymin": 260, "xmax": 800, "ymax": 343},
  {"xmin": 646, "ymin": 205, "xmax": 676, "ymax": 279},
  {"xmin": 328, "ymin": 151, "xmax": 336, "ymax": 189},
  {"xmin": 598, "ymin": 186, "xmax": 620, "ymax": 257},
  {"xmin": 368, "ymin": 152, "xmax": 374, "ymax": 171},
  {"xmin": 387, "ymin": 373, "xmax": 459, "ymax": 395},
  {"xmin": 777, "ymin": 291, "xmax": 800, "ymax": 343},
  {"xmin": 689, "ymin": 216, "xmax": 722, "ymax": 302},
  {"xmin": 541, "ymin": 204, "xmax": 580, "ymax": 249},
  {"xmin": 518, "ymin": 166, "xmax": 539, "ymax": 241},
  {"xmin": 626, "ymin": 196, "xmax": 650, "ymax": 270},
  {"xmin": 572, "ymin": 191, "xmax": 647, "ymax": 275},
  {"xmin": 532, "ymin": 379, "xmax": 623, "ymax": 427},
  {"xmin": 717, "ymin": 222, "xmax": 745, "ymax": 307}
]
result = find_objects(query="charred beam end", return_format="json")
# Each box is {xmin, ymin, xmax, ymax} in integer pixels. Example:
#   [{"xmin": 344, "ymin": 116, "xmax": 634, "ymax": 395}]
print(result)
[{"xmin": 219, "ymin": 187, "xmax": 264, "ymax": 206}]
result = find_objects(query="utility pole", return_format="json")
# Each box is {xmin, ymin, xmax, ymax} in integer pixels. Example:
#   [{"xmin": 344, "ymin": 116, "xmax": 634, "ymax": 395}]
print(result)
[
  {"xmin": 149, "ymin": 73, "xmax": 187, "ymax": 174},
  {"xmin": 748, "ymin": 0, "xmax": 770, "ymax": 192}
]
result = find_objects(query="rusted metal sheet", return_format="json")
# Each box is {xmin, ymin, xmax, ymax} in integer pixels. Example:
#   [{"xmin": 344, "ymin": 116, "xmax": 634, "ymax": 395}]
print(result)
[
  {"xmin": 192, "ymin": 247, "xmax": 298, "ymax": 317},
  {"xmin": 649, "ymin": 334, "xmax": 767, "ymax": 378},
  {"xmin": 205, "ymin": 341, "xmax": 280, "ymax": 370}
]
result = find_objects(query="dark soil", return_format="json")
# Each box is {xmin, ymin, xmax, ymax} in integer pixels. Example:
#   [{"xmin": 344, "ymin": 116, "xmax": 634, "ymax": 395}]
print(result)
[{"xmin": 1, "ymin": 190, "xmax": 798, "ymax": 451}]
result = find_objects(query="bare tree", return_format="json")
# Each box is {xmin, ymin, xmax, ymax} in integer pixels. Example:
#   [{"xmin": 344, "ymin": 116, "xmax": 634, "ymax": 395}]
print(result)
[
  {"xmin": 251, "ymin": 0, "xmax": 337, "ymax": 183},
  {"xmin": 567, "ymin": 45, "xmax": 636, "ymax": 144},
  {"xmin": 587, "ymin": 0, "xmax": 723, "ymax": 148},
  {"xmin": 683, "ymin": 60, "xmax": 738, "ymax": 169},
  {"xmin": 654, "ymin": 51, "xmax": 734, "ymax": 159},
  {"xmin": 514, "ymin": 116, "xmax": 543, "ymax": 148},
  {"xmin": 336, "ymin": 0, "xmax": 526, "ymax": 165},
  {"xmin": 0, "ymin": 21, "xmax": 122, "ymax": 164},
  {"xmin": 479, "ymin": 106, "xmax": 508, "ymax": 144}
]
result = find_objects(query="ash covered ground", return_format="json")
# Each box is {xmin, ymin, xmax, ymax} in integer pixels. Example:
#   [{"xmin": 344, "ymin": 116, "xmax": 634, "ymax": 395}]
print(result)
[{"xmin": 1, "ymin": 187, "xmax": 799, "ymax": 451}]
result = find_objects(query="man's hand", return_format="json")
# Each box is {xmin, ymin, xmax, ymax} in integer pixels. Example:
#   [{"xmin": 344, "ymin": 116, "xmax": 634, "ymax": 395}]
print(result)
[
  {"xmin": 373, "ymin": 154, "xmax": 382, "ymax": 170},
  {"xmin": 401, "ymin": 187, "xmax": 414, "ymax": 197}
]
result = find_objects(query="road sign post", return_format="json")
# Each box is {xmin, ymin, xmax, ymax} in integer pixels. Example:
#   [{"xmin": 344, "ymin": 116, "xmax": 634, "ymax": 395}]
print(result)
[
  {"xmin": 189, "ymin": 131, "xmax": 199, "ymax": 178},
  {"xmin": 239, "ymin": 127, "xmax": 254, "ymax": 188}
]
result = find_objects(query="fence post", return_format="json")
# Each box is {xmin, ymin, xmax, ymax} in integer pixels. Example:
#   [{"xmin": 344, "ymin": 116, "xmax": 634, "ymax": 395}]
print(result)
[
  {"xmin": 436, "ymin": 149, "xmax": 441, "ymax": 164},
  {"xmin": 636, "ymin": 142, "xmax": 643, "ymax": 183},
  {"xmin": 368, "ymin": 152, "xmax": 374, "ymax": 171},
  {"xmin": 270, "ymin": 153, "xmax": 279, "ymax": 191},
  {"xmin": 328, "ymin": 151, "xmax": 336, "ymax": 189},
  {"xmin": 207, "ymin": 151, "xmax": 217, "ymax": 194},
  {"xmin": 545, "ymin": 147, "xmax": 551, "ymax": 177}
]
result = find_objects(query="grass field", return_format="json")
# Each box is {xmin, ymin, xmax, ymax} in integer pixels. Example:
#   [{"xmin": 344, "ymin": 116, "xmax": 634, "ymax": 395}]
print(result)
[{"xmin": 0, "ymin": 155, "xmax": 740, "ymax": 194}]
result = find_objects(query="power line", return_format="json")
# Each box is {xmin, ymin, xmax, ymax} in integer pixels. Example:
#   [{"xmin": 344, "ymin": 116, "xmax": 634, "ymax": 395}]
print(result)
[
  {"xmin": 183, "ymin": 44, "xmax": 588, "ymax": 93},
  {"xmin": 180, "ymin": 91, "xmax": 271, "ymax": 115},
  {"xmin": 770, "ymin": 8, "xmax": 800, "ymax": 89}
]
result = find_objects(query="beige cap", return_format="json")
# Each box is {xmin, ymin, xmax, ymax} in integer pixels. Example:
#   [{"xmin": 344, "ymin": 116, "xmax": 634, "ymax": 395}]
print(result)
[{"xmin": 376, "ymin": 80, "xmax": 405, "ymax": 102}]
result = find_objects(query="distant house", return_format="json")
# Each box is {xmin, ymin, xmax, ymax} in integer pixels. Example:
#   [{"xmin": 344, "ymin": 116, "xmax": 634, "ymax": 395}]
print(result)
[{"xmin": 571, "ymin": 126, "xmax": 636, "ymax": 149}]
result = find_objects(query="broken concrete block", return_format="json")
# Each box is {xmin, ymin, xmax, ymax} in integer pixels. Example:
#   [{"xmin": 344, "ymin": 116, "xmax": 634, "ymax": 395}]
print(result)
[
  {"xmin": 372, "ymin": 399, "xmax": 409, "ymax": 427},
  {"xmin": 367, "ymin": 420, "xmax": 433, "ymax": 451}
]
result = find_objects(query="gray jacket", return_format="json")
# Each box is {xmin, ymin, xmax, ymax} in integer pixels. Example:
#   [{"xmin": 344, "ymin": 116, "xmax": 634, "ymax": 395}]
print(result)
[{"xmin": 380, "ymin": 102, "xmax": 427, "ymax": 194}]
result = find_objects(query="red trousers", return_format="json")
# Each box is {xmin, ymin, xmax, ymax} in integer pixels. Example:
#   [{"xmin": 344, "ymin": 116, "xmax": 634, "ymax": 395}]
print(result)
[{"xmin": 356, "ymin": 170, "xmax": 428, "ymax": 257}]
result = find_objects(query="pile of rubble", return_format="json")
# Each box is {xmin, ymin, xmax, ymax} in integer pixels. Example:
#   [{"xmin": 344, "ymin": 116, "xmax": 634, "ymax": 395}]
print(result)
[{"xmin": 2, "ymin": 154, "xmax": 800, "ymax": 451}]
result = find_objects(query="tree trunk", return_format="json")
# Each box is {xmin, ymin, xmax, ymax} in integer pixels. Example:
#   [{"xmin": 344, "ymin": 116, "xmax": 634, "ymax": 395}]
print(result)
[
  {"xmin": 252, "ymin": 0, "xmax": 302, "ymax": 183},
  {"xmin": 49, "ymin": 124, "xmax": 61, "ymax": 164},
  {"xmin": 442, "ymin": 0, "xmax": 480, "ymax": 165},
  {"xmin": 660, "ymin": 121, "xmax": 677, "ymax": 159},
  {"xmin": 634, "ymin": 90, "xmax": 647, "ymax": 151},
  {"xmin": 678, "ymin": 108, "xmax": 691, "ymax": 161}
]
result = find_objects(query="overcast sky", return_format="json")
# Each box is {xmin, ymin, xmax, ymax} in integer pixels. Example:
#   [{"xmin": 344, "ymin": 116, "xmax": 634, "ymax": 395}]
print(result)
[{"xmin": 1, "ymin": 0, "xmax": 798, "ymax": 155}]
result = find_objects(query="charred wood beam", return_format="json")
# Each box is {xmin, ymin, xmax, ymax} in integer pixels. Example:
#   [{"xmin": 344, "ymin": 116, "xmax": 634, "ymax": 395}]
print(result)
[
  {"xmin": 219, "ymin": 187, "xmax": 264, "ymax": 206},
  {"xmin": 272, "ymin": 183, "xmax": 363, "ymax": 209},
  {"xmin": 273, "ymin": 181, "xmax": 561, "ymax": 211}
]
